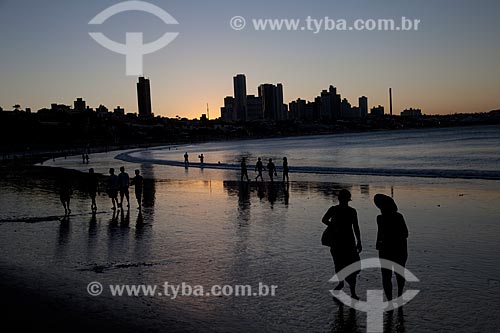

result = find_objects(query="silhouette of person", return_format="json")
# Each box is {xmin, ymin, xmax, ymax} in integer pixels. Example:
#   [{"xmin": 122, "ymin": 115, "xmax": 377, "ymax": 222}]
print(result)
[
  {"xmin": 184, "ymin": 152, "xmax": 189, "ymax": 167},
  {"xmin": 59, "ymin": 176, "xmax": 72, "ymax": 215},
  {"xmin": 130, "ymin": 169, "xmax": 144, "ymax": 210},
  {"xmin": 255, "ymin": 157, "xmax": 265, "ymax": 181},
  {"xmin": 282, "ymin": 157, "xmax": 289, "ymax": 183},
  {"xmin": 118, "ymin": 166, "xmax": 130, "ymax": 209},
  {"xmin": 240, "ymin": 157, "xmax": 250, "ymax": 182},
  {"xmin": 85, "ymin": 154, "xmax": 90, "ymax": 164},
  {"xmin": 374, "ymin": 194, "xmax": 409, "ymax": 300},
  {"xmin": 198, "ymin": 153, "xmax": 204, "ymax": 166},
  {"xmin": 107, "ymin": 168, "xmax": 119, "ymax": 210},
  {"xmin": 88, "ymin": 168, "xmax": 99, "ymax": 212},
  {"xmin": 322, "ymin": 189, "xmax": 362, "ymax": 299},
  {"xmin": 267, "ymin": 158, "xmax": 277, "ymax": 182}
]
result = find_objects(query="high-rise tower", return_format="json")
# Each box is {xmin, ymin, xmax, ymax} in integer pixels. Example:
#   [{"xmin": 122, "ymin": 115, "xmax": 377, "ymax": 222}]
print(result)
[
  {"xmin": 233, "ymin": 74, "xmax": 247, "ymax": 121},
  {"xmin": 137, "ymin": 77, "xmax": 152, "ymax": 118}
]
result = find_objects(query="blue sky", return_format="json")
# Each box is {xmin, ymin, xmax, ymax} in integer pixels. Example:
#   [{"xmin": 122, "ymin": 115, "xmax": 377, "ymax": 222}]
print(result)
[{"xmin": 0, "ymin": 0, "xmax": 499, "ymax": 118}]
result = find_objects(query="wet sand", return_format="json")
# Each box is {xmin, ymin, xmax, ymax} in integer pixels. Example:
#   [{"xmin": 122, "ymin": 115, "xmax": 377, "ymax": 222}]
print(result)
[{"xmin": 1, "ymin": 152, "xmax": 500, "ymax": 332}]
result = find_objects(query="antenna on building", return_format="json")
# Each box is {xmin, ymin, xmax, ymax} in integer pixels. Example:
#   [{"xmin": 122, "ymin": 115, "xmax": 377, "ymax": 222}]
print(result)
[{"xmin": 207, "ymin": 103, "xmax": 210, "ymax": 120}]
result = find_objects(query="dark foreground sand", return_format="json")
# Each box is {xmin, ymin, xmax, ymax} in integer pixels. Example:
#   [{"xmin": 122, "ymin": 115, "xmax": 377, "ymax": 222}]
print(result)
[{"xmin": 0, "ymin": 263, "xmax": 207, "ymax": 332}]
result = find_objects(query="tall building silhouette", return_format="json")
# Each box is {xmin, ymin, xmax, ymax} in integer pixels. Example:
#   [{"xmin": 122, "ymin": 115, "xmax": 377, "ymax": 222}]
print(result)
[
  {"xmin": 359, "ymin": 96, "xmax": 368, "ymax": 118},
  {"xmin": 137, "ymin": 77, "xmax": 152, "ymax": 118},
  {"xmin": 276, "ymin": 83, "xmax": 285, "ymax": 120},
  {"xmin": 233, "ymin": 74, "xmax": 247, "ymax": 121},
  {"xmin": 221, "ymin": 96, "xmax": 235, "ymax": 122},
  {"xmin": 259, "ymin": 83, "xmax": 285, "ymax": 121},
  {"xmin": 329, "ymin": 85, "xmax": 341, "ymax": 120},
  {"xmin": 316, "ymin": 85, "xmax": 341, "ymax": 120},
  {"xmin": 74, "ymin": 98, "xmax": 86, "ymax": 112},
  {"xmin": 371, "ymin": 105, "xmax": 385, "ymax": 116},
  {"xmin": 320, "ymin": 90, "xmax": 331, "ymax": 119},
  {"xmin": 341, "ymin": 98, "xmax": 352, "ymax": 117},
  {"xmin": 247, "ymin": 95, "xmax": 263, "ymax": 121}
]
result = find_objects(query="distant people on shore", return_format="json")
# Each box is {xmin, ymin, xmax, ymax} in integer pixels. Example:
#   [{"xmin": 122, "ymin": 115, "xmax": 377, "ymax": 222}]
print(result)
[
  {"xmin": 82, "ymin": 152, "xmax": 90, "ymax": 164},
  {"xmin": 282, "ymin": 157, "xmax": 289, "ymax": 183},
  {"xmin": 118, "ymin": 166, "xmax": 130, "ymax": 209},
  {"xmin": 198, "ymin": 153, "xmax": 204, "ymax": 166},
  {"xmin": 255, "ymin": 157, "xmax": 265, "ymax": 181},
  {"xmin": 241, "ymin": 157, "xmax": 249, "ymax": 182},
  {"xmin": 87, "ymin": 168, "xmax": 99, "ymax": 212},
  {"xmin": 59, "ymin": 176, "xmax": 73, "ymax": 215},
  {"xmin": 107, "ymin": 168, "xmax": 119, "ymax": 210},
  {"xmin": 184, "ymin": 152, "xmax": 189, "ymax": 167},
  {"xmin": 267, "ymin": 158, "xmax": 277, "ymax": 182},
  {"xmin": 374, "ymin": 194, "xmax": 409, "ymax": 300},
  {"xmin": 131, "ymin": 169, "xmax": 144, "ymax": 210},
  {"xmin": 322, "ymin": 189, "xmax": 362, "ymax": 299}
]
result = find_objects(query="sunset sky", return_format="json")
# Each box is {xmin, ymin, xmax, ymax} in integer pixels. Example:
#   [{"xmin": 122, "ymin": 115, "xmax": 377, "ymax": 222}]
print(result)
[{"xmin": 1, "ymin": 0, "xmax": 499, "ymax": 119}]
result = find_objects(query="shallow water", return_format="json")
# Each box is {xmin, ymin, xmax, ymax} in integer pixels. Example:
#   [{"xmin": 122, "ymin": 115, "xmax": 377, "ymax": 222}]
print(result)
[
  {"xmin": 1, "ymin": 127, "xmax": 500, "ymax": 332},
  {"xmin": 121, "ymin": 125, "xmax": 500, "ymax": 180}
]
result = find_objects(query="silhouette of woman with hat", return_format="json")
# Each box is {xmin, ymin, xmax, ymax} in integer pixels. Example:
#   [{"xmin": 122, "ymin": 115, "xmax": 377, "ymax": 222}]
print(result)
[{"xmin": 374, "ymin": 194, "xmax": 409, "ymax": 300}]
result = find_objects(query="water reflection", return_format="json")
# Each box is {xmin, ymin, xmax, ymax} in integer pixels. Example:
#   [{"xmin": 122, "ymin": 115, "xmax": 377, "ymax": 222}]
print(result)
[
  {"xmin": 134, "ymin": 211, "xmax": 153, "ymax": 264},
  {"xmin": 384, "ymin": 309, "xmax": 406, "ymax": 333},
  {"xmin": 56, "ymin": 215, "xmax": 71, "ymax": 258},
  {"xmin": 284, "ymin": 181, "xmax": 290, "ymax": 206},
  {"xmin": 87, "ymin": 212, "xmax": 98, "ymax": 259},
  {"xmin": 223, "ymin": 180, "xmax": 295, "ymax": 208},
  {"xmin": 330, "ymin": 302, "xmax": 362, "ymax": 333},
  {"xmin": 329, "ymin": 303, "xmax": 406, "ymax": 332},
  {"xmin": 135, "ymin": 211, "xmax": 144, "ymax": 226},
  {"xmin": 223, "ymin": 181, "xmax": 370, "ymax": 208},
  {"xmin": 141, "ymin": 163, "xmax": 156, "ymax": 210},
  {"xmin": 295, "ymin": 182, "xmax": 355, "ymax": 200},
  {"xmin": 237, "ymin": 182, "xmax": 251, "ymax": 211},
  {"xmin": 120, "ymin": 208, "xmax": 130, "ymax": 227},
  {"xmin": 360, "ymin": 184, "xmax": 370, "ymax": 198},
  {"xmin": 107, "ymin": 209, "xmax": 130, "ymax": 259}
]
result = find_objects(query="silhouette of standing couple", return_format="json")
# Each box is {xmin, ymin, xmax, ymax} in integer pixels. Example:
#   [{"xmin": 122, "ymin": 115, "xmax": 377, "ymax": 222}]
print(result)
[{"xmin": 322, "ymin": 189, "xmax": 408, "ymax": 301}]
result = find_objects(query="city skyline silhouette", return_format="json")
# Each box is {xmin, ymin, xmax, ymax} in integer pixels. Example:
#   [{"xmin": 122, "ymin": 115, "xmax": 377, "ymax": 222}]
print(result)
[{"xmin": 1, "ymin": 0, "xmax": 499, "ymax": 118}]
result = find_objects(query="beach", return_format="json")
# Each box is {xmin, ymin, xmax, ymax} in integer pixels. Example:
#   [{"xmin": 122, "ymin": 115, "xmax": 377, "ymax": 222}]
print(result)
[{"xmin": 1, "ymin": 126, "xmax": 500, "ymax": 332}]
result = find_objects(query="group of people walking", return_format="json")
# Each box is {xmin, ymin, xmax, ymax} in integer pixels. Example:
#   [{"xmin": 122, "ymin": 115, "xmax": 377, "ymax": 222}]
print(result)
[
  {"xmin": 59, "ymin": 166, "xmax": 144, "ymax": 215},
  {"xmin": 182, "ymin": 152, "xmax": 290, "ymax": 183},
  {"xmin": 322, "ymin": 189, "xmax": 409, "ymax": 301},
  {"xmin": 105, "ymin": 166, "xmax": 144, "ymax": 211},
  {"xmin": 241, "ymin": 157, "xmax": 289, "ymax": 183}
]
